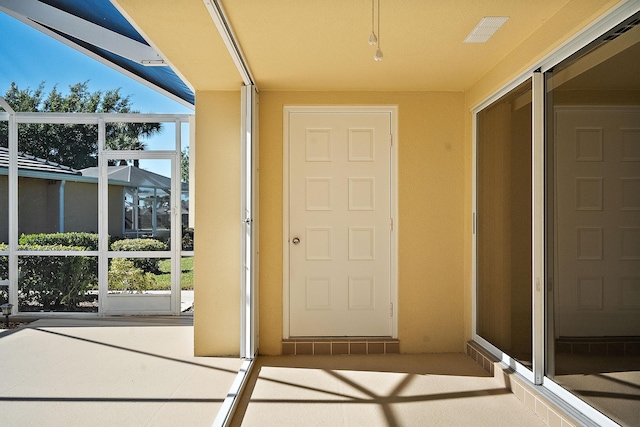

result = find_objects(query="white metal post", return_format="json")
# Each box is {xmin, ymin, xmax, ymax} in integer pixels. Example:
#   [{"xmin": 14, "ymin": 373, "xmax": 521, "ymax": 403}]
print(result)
[
  {"xmin": 532, "ymin": 71, "xmax": 545, "ymax": 385},
  {"xmin": 471, "ymin": 111, "xmax": 477, "ymax": 339},
  {"xmin": 98, "ymin": 118, "xmax": 108, "ymax": 315},
  {"xmin": 240, "ymin": 85, "xmax": 251, "ymax": 359},
  {"xmin": 172, "ymin": 118, "xmax": 181, "ymax": 314},
  {"xmin": 240, "ymin": 85, "xmax": 258, "ymax": 359},
  {"xmin": 188, "ymin": 116, "xmax": 196, "ymax": 230},
  {"xmin": 8, "ymin": 113, "xmax": 18, "ymax": 314},
  {"xmin": 250, "ymin": 86, "xmax": 259, "ymax": 357}
]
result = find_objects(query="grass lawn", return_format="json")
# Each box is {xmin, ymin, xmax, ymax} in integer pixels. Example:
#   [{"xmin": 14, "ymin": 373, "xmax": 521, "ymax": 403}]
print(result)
[{"xmin": 154, "ymin": 257, "xmax": 194, "ymax": 290}]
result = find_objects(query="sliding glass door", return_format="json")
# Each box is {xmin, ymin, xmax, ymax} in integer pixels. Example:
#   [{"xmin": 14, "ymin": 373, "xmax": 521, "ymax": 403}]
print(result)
[
  {"xmin": 476, "ymin": 79, "xmax": 533, "ymax": 371},
  {"xmin": 475, "ymin": 8, "xmax": 640, "ymax": 427},
  {"xmin": 545, "ymin": 13, "xmax": 640, "ymax": 426}
]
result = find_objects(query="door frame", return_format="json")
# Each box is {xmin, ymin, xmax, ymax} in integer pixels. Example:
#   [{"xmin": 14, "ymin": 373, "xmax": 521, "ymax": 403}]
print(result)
[
  {"xmin": 282, "ymin": 105, "xmax": 398, "ymax": 338},
  {"xmin": 101, "ymin": 146, "xmax": 181, "ymax": 315}
]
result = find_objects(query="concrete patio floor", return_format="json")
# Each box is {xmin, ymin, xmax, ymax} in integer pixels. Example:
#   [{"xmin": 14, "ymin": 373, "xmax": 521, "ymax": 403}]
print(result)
[
  {"xmin": 1, "ymin": 317, "xmax": 552, "ymax": 426},
  {"xmin": 231, "ymin": 354, "xmax": 548, "ymax": 426},
  {"xmin": 0, "ymin": 316, "xmax": 242, "ymax": 427}
]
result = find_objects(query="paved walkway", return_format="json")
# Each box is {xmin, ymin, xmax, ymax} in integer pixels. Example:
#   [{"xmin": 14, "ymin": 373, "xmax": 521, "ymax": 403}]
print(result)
[
  {"xmin": 180, "ymin": 290, "xmax": 194, "ymax": 312},
  {"xmin": 0, "ymin": 316, "xmax": 242, "ymax": 427}
]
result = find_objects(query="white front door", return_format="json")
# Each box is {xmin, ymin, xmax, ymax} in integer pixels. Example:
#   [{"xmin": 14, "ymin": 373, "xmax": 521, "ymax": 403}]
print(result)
[
  {"xmin": 285, "ymin": 108, "xmax": 395, "ymax": 337},
  {"xmin": 555, "ymin": 106, "xmax": 640, "ymax": 336}
]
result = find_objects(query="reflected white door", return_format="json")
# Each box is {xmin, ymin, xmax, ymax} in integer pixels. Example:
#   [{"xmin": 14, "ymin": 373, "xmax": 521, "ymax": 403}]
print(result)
[
  {"xmin": 555, "ymin": 107, "xmax": 640, "ymax": 336},
  {"xmin": 287, "ymin": 110, "xmax": 393, "ymax": 336}
]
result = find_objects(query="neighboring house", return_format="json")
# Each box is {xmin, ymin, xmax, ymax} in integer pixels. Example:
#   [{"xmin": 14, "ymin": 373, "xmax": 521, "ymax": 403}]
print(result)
[
  {"xmin": 0, "ymin": 147, "xmax": 186, "ymax": 243},
  {"xmin": 81, "ymin": 165, "xmax": 189, "ymax": 238}
]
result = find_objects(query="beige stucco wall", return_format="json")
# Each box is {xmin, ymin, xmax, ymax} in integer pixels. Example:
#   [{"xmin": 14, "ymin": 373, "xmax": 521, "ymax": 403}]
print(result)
[
  {"xmin": 258, "ymin": 92, "xmax": 466, "ymax": 355},
  {"xmin": 64, "ymin": 182, "xmax": 98, "ymax": 233},
  {"xmin": 193, "ymin": 91, "xmax": 242, "ymax": 356},
  {"xmin": 2, "ymin": 178, "xmax": 122, "ymax": 240},
  {"xmin": 17, "ymin": 177, "xmax": 55, "ymax": 235},
  {"xmin": 188, "ymin": 0, "xmax": 628, "ymax": 357}
]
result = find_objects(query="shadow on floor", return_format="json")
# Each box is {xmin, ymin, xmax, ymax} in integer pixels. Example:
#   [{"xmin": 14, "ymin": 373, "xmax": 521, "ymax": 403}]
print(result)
[
  {"xmin": 553, "ymin": 353, "xmax": 640, "ymax": 427},
  {"xmin": 0, "ymin": 317, "xmax": 243, "ymax": 427},
  {"xmin": 231, "ymin": 353, "xmax": 547, "ymax": 427}
]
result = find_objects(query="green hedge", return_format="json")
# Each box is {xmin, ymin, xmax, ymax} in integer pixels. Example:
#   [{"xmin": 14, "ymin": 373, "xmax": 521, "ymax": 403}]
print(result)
[
  {"xmin": 182, "ymin": 227, "xmax": 194, "ymax": 251},
  {"xmin": 19, "ymin": 232, "xmax": 100, "ymax": 250},
  {"xmin": 1, "ymin": 234, "xmax": 171, "ymax": 308},
  {"xmin": 0, "ymin": 243, "xmax": 7, "ymax": 281},
  {"xmin": 110, "ymin": 238, "xmax": 167, "ymax": 274},
  {"xmin": 16, "ymin": 244, "xmax": 97, "ymax": 312}
]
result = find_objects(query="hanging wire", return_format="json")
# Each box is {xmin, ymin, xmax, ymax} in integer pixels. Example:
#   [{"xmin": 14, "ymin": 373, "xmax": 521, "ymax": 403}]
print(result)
[
  {"xmin": 374, "ymin": 0, "xmax": 383, "ymax": 61},
  {"xmin": 368, "ymin": 0, "xmax": 377, "ymax": 45}
]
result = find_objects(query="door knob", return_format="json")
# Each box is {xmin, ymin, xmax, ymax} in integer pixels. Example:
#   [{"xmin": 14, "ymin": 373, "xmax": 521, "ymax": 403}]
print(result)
[{"xmin": 292, "ymin": 237, "xmax": 300, "ymax": 245}]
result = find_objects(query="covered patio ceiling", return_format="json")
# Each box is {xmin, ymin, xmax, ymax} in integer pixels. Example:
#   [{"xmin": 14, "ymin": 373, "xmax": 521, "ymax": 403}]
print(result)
[
  {"xmin": 113, "ymin": 0, "xmax": 621, "ymax": 93},
  {"xmin": 1, "ymin": 1, "xmax": 626, "ymax": 98}
]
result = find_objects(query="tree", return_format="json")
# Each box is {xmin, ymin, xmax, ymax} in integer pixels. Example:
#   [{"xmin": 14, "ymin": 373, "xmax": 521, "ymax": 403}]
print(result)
[{"xmin": 0, "ymin": 81, "xmax": 162, "ymax": 169}]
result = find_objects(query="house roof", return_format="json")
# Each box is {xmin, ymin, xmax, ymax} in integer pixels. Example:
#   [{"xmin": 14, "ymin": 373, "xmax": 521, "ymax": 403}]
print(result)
[
  {"xmin": 0, "ymin": 146, "xmax": 81, "ymax": 175},
  {"xmin": 81, "ymin": 165, "xmax": 188, "ymax": 190},
  {"xmin": 0, "ymin": 149, "xmax": 187, "ymax": 191},
  {"xmin": 0, "ymin": 0, "xmax": 194, "ymax": 106}
]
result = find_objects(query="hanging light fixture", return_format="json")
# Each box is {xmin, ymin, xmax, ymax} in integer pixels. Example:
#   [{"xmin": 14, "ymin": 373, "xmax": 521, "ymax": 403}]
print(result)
[
  {"xmin": 368, "ymin": 0, "xmax": 377, "ymax": 45},
  {"xmin": 369, "ymin": 0, "xmax": 384, "ymax": 62}
]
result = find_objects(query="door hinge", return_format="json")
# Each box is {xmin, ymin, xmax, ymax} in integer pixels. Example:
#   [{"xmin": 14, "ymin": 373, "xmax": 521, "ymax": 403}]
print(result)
[
  {"xmin": 390, "ymin": 303, "xmax": 393, "ymax": 317},
  {"xmin": 389, "ymin": 134, "xmax": 393, "ymax": 147}
]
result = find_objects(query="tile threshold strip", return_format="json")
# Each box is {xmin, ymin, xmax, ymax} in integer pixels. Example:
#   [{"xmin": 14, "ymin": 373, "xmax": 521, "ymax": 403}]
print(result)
[{"xmin": 212, "ymin": 358, "xmax": 256, "ymax": 427}]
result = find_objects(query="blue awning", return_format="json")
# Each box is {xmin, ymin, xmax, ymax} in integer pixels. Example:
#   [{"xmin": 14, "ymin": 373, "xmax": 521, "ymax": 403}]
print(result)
[{"xmin": 0, "ymin": 0, "xmax": 194, "ymax": 106}]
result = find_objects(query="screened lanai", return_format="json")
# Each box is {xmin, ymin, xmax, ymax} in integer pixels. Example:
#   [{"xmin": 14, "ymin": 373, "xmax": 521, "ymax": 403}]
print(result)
[
  {"xmin": 0, "ymin": 0, "xmax": 199, "ymax": 317},
  {"xmin": 0, "ymin": 106, "xmax": 193, "ymax": 315}
]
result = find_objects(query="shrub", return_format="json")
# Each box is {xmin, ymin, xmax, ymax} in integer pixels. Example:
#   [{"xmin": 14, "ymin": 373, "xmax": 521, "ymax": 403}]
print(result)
[
  {"xmin": 110, "ymin": 238, "xmax": 167, "ymax": 252},
  {"xmin": 0, "ymin": 243, "xmax": 7, "ymax": 281},
  {"xmin": 0, "ymin": 244, "xmax": 7, "ymax": 302},
  {"xmin": 108, "ymin": 258, "xmax": 156, "ymax": 293},
  {"xmin": 110, "ymin": 238, "xmax": 167, "ymax": 274},
  {"xmin": 166, "ymin": 227, "xmax": 194, "ymax": 251},
  {"xmin": 1, "ymin": 241, "xmax": 97, "ymax": 311},
  {"xmin": 182, "ymin": 227, "xmax": 194, "ymax": 251},
  {"xmin": 19, "ymin": 232, "xmax": 100, "ymax": 250},
  {"xmin": 16, "ymin": 244, "xmax": 97, "ymax": 311},
  {"xmin": 0, "ymin": 287, "xmax": 7, "ymax": 305}
]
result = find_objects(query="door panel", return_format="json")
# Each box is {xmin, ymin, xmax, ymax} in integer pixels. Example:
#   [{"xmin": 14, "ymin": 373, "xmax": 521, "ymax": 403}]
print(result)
[
  {"xmin": 555, "ymin": 107, "xmax": 640, "ymax": 336},
  {"xmin": 288, "ymin": 111, "xmax": 392, "ymax": 336}
]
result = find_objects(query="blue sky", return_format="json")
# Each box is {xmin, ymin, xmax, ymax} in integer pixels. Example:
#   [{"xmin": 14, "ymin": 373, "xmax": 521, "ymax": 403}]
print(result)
[
  {"xmin": 0, "ymin": 11, "xmax": 192, "ymax": 176},
  {"xmin": 0, "ymin": 12, "xmax": 192, "ymax": 114}
]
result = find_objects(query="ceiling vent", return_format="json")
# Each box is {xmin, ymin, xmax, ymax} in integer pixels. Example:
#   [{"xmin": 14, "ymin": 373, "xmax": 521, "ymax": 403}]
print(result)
[{"xmin": 464, "ymin": 16, "xmax": 509, "ymax": 43}]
